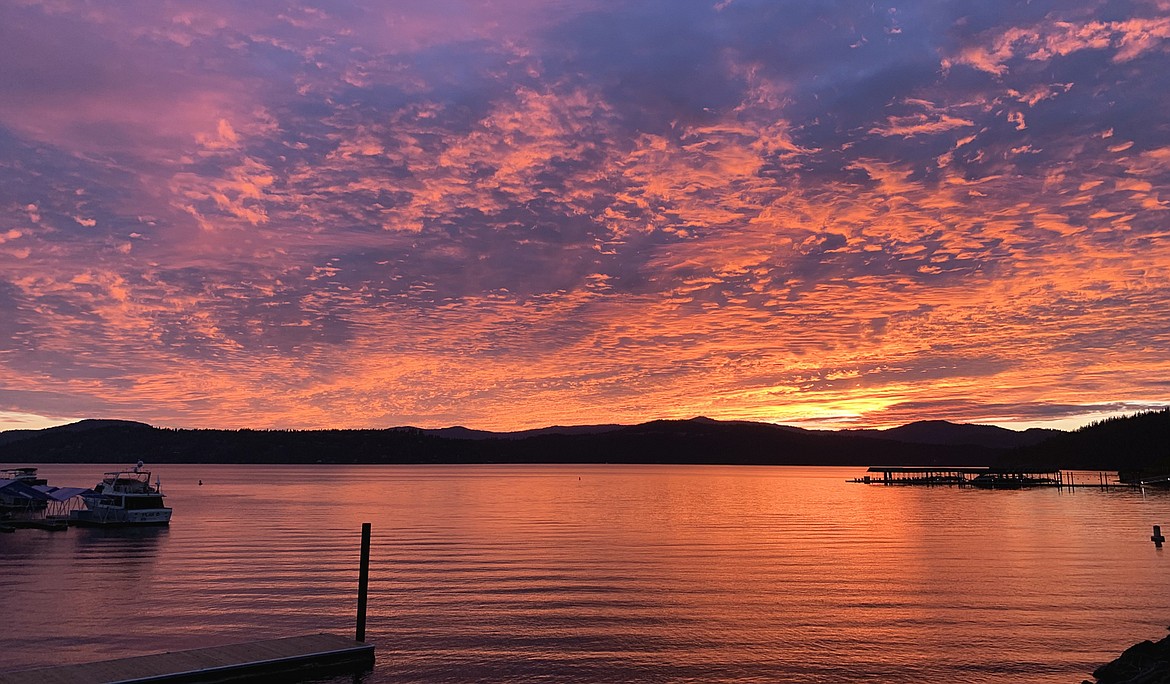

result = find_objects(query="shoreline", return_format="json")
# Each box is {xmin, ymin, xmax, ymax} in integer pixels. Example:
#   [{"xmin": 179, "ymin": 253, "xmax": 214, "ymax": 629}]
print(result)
[{"xmin": 1090, "ymin": 629, "xmax": 1170, "ymax": 683}]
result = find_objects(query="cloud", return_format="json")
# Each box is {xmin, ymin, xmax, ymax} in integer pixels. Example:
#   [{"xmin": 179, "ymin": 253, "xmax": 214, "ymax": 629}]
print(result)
[
  {"xmin": 870, "ymin": 112, "xmax": 976, "ymax": 137},
  {"xmin": 945, "ymin": 14, "xmax": 1170, "ymax": 76},
  {"xmin": 0, "ymin": 0, "xmax": 1168, "ymax": 431}
]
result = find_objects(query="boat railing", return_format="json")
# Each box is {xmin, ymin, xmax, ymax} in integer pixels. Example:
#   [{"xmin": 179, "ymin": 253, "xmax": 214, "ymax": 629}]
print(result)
[{"xmin": 99, "ymin": 471, "xmax": 160, "ymax": 494}]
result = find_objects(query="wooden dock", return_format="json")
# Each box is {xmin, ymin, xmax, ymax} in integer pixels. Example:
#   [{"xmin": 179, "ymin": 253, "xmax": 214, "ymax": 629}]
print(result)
[
  {"xmin": 850, "ymin": 466, "xmax": 1133, "ymax": 489},
  {"xmin": 850, "ymin": 466, "xmax": 990, "ymax": 486},
  {"xmin": 0, "ymin": 633, "xmax": 374, "ymax": 684}
]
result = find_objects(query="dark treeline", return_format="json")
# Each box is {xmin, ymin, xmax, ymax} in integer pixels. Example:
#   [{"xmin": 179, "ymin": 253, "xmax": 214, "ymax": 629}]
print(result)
[
  {"xmin": 0, "ymin": 418, "xmax": 993, "ymax": 466},
  {"xmin": 1009, "ymin": 407, "xmax": 1170, "ymax": 473},
  {"xmin": 0, "ymin": 410, "xmax": 1165, "ymax": 470}
]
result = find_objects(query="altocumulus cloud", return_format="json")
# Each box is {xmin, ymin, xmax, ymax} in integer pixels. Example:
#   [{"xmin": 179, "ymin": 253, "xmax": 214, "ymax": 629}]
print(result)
[{"xmin": 0, "ymin": 0, "xmax": 1168, "ymax": 431}]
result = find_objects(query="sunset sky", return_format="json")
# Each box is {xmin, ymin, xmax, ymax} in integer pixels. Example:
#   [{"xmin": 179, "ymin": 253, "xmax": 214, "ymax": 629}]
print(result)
[{"xmin": 2, "ymin": 0, "xmax": 1169, "ymax": 433}]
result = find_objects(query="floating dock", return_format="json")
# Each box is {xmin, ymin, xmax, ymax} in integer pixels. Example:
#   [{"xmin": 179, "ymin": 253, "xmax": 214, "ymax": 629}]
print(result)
[
  {"xmin": 0, "ymin": 633, "xmax": 374, "ymax": 684},
  {"xmin": 0, "ymin": 518, "xmax": 68, "ymax": 531}
]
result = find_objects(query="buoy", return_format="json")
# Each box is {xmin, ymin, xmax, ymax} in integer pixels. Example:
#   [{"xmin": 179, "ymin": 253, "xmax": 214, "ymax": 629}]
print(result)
[{"xmin": 1153, "ymin": 525, "xmax": 1165, "ymax": 548}]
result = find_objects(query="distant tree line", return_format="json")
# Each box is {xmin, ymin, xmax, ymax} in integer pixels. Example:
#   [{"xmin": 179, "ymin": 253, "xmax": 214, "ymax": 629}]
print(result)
[
  {"xmin": 1010, "ymin": 408, "xmax": 1170, "ymax": 473},
  {"xmin": 0, "ymin": 411, "xmax": 1165, "ymax": 471}
]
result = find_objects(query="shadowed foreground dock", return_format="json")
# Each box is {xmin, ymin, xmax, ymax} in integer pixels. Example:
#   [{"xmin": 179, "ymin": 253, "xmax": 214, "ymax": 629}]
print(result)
[
  {"xmin": 0, "ymin": 633, "xmax": 374, "ymax": 684},
  {"xmin": 1, "ymin": 523, "xmax": 378, "ymax": 684}
]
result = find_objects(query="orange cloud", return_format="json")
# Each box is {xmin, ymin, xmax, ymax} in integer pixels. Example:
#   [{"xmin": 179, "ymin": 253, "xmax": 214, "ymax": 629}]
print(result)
[{"xmin": 1, "ymin": 0, "xmax": 1168, "ymax": 433}]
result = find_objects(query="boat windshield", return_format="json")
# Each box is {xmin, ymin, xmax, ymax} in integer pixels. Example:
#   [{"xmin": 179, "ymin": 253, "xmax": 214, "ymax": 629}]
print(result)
[{"xmin": 99, "ymin": 470, "xmax": 159, "ymax": 494}]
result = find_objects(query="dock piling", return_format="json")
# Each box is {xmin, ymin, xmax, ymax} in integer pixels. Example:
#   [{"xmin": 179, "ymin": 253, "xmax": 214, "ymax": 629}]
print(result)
[
  {"xmin": 1153, "ymin": 525, "xmax": 1165, "ymax": 548},
  {"xmin": 356, "ymin": 522, "xmax": 371, "ymax": 642}
]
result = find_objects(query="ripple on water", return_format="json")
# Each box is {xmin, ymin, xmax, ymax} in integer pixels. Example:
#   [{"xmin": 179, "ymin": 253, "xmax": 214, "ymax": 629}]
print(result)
[{"xmin": 3, "ymin": 464, "xmax": 1167, "ymax": 683}]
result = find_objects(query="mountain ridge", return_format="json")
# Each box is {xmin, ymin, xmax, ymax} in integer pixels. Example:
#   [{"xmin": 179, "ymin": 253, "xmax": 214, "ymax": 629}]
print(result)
[
  {"xmin": 845, "ymin": 420, "xmax": 1060, "ymax": 449},
  {"xmin": 0, "ymin": 416, "xmax": 1052, "ymax": 448},
  {"xmin": 1, "ymin": 411, "xmax": 1163, "ymax": 471},
  {"xmin": 0, "ymin": 415, "xmax": 1044, "ymax": 466}
]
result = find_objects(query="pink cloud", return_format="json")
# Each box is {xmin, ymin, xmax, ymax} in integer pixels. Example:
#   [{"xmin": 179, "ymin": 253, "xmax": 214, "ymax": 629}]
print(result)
[{"xmin": 1, "ymin": 0, "xmax": 1168, "ymax": 433}]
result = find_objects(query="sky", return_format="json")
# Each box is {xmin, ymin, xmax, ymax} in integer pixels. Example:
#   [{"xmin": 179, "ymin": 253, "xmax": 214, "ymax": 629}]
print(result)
[{"xmin": 1, "ymin": 0, "xmax": 1169, "ymax": 433}]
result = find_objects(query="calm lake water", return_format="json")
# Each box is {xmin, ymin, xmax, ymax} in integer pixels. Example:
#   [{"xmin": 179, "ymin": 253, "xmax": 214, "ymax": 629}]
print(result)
[{"xmin": 2, "ymin": 464, "xmax": 1169, "ymax": 682}]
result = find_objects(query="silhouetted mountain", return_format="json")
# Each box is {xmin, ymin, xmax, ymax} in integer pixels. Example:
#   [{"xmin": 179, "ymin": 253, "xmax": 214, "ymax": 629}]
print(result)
[
  {"xmin": 848, "ymin": 420, "xmax": 1060, "ymax": 449},
  {"xmin": 423, "ymin": 423, "xmax": 627, "ymax": 440},
  {"xmin": 49, "ymin": 418, "xmax": 151, "ymax": 433},
  {"xmin": 537, "ymin": 418, "xmax": 996, "ymax": 466},
  {"xmin": 0, "ymin": 429, "xmax": 37, "ymax": 447},
  {"xmin": 0, "ymin": 418, "xmax": 150, "ymax": 446},
  {"xmin": 3, "ymin": 412, "xmax": 1161, "ymax": 470},
  {"xmin": 0, "ymin": 416, "xmax": 1006, "ymax": 466}
]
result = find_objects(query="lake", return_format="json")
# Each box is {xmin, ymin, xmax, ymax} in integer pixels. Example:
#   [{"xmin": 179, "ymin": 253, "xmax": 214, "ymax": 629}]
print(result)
[{"xmin": 2, "ymin": 464, "xmax": 1168, "ymax": 682}]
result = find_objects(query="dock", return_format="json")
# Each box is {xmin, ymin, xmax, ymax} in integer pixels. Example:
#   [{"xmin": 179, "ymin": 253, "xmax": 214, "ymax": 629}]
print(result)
[
  {"xmin": 850, "ymin": 466, "xmax": 991, "ymax": 486},
  {"xmin": 1, "ymin": 518, "xmax": 69, "ymax": 531},
  {"xmin": 850, "ymin": 466, "xmax": 1133, "ymax": 489},
  {"xmin": 0, "ymin": 633, "xmax": 373, "ymax": 684}
]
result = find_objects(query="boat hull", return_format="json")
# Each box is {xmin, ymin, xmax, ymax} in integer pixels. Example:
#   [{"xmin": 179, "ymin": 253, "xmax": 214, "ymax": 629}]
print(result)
[{"xmin": 70, "ymin": 508, "xmax": 172, "ymax": 526}]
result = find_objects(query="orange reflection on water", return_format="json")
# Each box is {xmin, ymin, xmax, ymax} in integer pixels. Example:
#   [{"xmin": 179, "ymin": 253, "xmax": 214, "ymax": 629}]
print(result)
[{"xmin": 7, "ymin": 463, "xmax": 1170, "ymax": 682}]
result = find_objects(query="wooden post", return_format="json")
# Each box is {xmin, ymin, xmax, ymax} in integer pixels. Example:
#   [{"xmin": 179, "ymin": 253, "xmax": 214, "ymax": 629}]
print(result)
[{"xmin": 357, "ymin": 522, "xmax": 371, "ymax": 642}]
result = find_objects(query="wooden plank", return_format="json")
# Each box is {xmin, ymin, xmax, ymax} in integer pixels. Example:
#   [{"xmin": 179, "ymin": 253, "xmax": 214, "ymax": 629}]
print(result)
[{"xmin": 0, "ymin": 633, "xmax": 374, "ymax": 684}]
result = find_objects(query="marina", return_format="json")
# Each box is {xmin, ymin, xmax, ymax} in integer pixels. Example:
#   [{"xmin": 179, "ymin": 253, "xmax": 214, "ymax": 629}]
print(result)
[{"xmin": 0, "ymin": 464, "xmax": 171, "ymax": 530}]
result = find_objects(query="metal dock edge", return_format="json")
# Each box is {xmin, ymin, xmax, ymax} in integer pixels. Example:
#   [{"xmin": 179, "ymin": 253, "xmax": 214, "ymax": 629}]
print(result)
[{"xmin": 0, "ymin": 633, "xmax": 374, "ymax": 684}]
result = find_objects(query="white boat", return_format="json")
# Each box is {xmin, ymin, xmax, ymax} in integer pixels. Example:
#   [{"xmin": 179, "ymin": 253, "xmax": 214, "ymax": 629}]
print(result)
[{"xmin": 70, "ymin": 463, "xmax": 172, "ymax": 526}]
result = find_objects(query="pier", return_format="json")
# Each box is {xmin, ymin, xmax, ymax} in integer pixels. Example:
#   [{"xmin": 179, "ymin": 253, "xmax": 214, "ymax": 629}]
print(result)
[
  {"xmin": 851, "ymin": 466, "xmax": 990, "ymax": 486},
  {"xmin": 850, "ymin": 467, "xmax": 1127, "ymax": 489}
]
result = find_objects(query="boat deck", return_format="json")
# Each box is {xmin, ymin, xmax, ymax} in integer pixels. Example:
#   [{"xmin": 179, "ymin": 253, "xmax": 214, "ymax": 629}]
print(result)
[{"xmin": 0, "ymin": 633, "xmax": 374, "ymax": 684}]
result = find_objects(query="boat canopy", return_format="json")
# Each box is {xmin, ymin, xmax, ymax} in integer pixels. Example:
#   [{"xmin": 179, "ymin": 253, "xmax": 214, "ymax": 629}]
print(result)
[
  {"xmin": 0, "ymin": 480, "xmax": 53, "ymax": 501},
  {"xmin": 33, "ymin": 486, "xmax": 93, "ymax": 501}
]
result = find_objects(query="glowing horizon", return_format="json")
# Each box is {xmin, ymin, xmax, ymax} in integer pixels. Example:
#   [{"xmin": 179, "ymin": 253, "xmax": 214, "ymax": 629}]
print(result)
[
  {"xmin": 0, "ymin": 407, "xmax": 1145, "ymax": 434},
  {"xmin": 1, "ymin": 1, "xmax": 1168, "ymax": 433}
]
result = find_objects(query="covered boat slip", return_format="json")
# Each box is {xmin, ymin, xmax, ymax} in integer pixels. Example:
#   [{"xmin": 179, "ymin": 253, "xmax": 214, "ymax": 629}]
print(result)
[
  {"xmin": 0, "ymin": 633, "xmax": 374, "ymax": 684},
  {"xmin": 854, "ymin": 466, "xmax": 989, "ymax": 485},
  {"xmin": 853, "ymin": 466, "xmax": 1064, "ymax": 487},
  {"xmin": 0, "ymin": 478, "xmax": 90, "ymax": 521}
]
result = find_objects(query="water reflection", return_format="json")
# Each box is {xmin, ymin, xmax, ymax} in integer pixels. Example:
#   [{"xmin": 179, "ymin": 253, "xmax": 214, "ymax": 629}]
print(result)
[
  {"xmin": 4, "ymin": 464, "xmax": 1170, "ymax": 682},
  {"xmin": 70, "ymin": 524, "xmax": 170, "ymax": 546}
]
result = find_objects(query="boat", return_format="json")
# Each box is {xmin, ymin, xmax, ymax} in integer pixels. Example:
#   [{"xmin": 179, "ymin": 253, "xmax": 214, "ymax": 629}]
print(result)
[
  {"xmin": 0, "ymin": 467, "xmax": 48, "ymax": 486},
  {"xmin": 969, "ymin": 471, "xmax": 1061, "ymax": 489},
  {"xmin": 69, "ymin": 462, "xmax": 172, "ymax": 526},
  {"xmin": 1118, "ymin": 470, "xmax": 1170, "ymax": 487}
]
